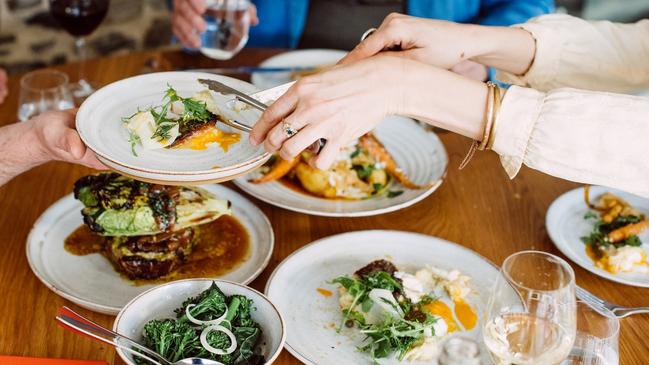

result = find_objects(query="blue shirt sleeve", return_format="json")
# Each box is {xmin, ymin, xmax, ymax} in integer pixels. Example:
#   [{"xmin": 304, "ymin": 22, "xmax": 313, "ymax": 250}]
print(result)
[{"xmin": 477, "ymin": 0, "xmax": 555, "ymax": 26}]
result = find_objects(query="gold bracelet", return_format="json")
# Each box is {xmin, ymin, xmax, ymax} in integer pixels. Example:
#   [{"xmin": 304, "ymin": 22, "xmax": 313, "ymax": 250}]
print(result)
[
  {"xmin": 478, "ymin": 82, "xmax": 497, "ymax": 151},
  {"xmin": 487, "ymin": 86, "xmax": 502, "ymax": 150},
  {"xmin": 459, "ymin": 82, "xmax": 496, "ymax": 170}
]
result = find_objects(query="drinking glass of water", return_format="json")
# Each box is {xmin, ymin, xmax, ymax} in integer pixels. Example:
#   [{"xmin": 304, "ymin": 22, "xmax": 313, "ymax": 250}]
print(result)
[
  {"xmin": 561, "ymin": 300, "xmax": 619, "ymax": 365},
  {"xmin": 18, "ymin": 69, "xmax": 75, "ymax": 122},
  {"xmin": 483, "ymin": 251, "xmax": 577, "ymax": 365},
  {"xmin": 200, "ymin": 0, "xmax": 251, "ymax": 60}
]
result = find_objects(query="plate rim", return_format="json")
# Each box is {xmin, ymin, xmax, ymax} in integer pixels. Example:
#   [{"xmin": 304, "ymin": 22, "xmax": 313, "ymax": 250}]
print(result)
[
  {"xmin": 76, "ymin": 71, "xmax": 268, "ymax": 176},
  {"xmin": 234, "ymin": 176, "xmax": 445, "ymax": 217},
  {"xmin": 546, "ymin": 185, "xmax": 649, "ymax": 288},
  {"xmin": 113, "ymin": 278, "xmax": 287, "ymax": 365},
  {"xmin": 251, "ymin": 49, "xmax": 348, "ymax": 88},
  {"xmin": 26, "ymin": 184, "xmax": 275, "ymax": 314},
  {"xmin": 263, "ymin": 229, "xmax": 500, "ymax": 364}
]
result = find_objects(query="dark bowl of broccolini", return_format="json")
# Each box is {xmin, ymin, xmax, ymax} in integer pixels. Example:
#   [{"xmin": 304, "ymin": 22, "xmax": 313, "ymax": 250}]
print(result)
[{"xmin": 113, "ymin": 279, "xmax": 286, "ymax": 365}]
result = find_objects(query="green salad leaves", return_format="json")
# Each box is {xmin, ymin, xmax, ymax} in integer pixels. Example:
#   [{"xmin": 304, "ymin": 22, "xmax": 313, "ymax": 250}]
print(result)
[
  {"xmin": 332, "ymin": 267, "xmax": 439, "ymax": 363},
  {"xmin": 581, "ymin": 211, "xmax": 643, "ymax": 256},
  {"xmin": 139, "ymin": 282, "xmax": 264, "ymax": 365}
]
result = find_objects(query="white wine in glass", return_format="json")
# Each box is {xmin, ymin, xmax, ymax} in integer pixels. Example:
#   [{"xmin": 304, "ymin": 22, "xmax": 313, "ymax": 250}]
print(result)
[{"xmin": 483, "ymin": 251, "xmax": 577, "ymax": 365}]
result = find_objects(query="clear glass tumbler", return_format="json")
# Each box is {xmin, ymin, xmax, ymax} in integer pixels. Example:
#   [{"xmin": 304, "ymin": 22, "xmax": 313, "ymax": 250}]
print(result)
[
  {"xmin": 18, "ymin": 69, "xmax": 75, "ymax": 122},
  {"xmin": 483, "ymin": 250, "xmax": 577, "ymax": 365},
  {"xmin": 200, "ymin": 0, "xmax": 251, "ymax": 60},
  {"xmin": 561, "ymin": 300, "xmax": 619, "ymax": 365}
]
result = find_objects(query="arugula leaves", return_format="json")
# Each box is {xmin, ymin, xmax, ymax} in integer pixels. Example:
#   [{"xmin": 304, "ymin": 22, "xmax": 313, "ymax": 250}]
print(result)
[
  {"xmin": 331, "ymin": 271, "xmax": 403, "ymax": 332},
  {"xmin": 359, "ymin": 315, "xmax": 438, "ymax": 361},
  {"xmin": 123, "ymin": 85, "xmax": 214, "ymax": 155}
]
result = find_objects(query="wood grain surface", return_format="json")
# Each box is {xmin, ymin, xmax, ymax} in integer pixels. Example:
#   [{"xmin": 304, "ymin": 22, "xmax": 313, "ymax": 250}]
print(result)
[{"xmin": 0, "ymin": 48, "xmax": 646, "ymax": 364}]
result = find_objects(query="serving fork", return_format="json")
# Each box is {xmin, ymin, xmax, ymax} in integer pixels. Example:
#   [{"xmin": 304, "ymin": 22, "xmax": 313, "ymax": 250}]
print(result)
[
  {"xmin": 56, "ymin": 306, "xmax": 223, "ymax": 365},
  {"xmin": 576, "ymin": 285, "xmax": 649, "ymax": 318}
]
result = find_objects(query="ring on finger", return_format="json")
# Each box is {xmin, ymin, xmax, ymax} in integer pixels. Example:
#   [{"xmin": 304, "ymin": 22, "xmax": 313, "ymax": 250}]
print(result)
[
  {"xmin": 282, "ymin": 120, "xmax": 299, "ymax": 138},
  {"xmin": 360, "ymin": 27, "xmax": 377, "ymax": 42}
]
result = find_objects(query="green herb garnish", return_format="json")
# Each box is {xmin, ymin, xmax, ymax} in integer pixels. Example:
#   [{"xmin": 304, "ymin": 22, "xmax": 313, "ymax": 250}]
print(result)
[
  {"xmin": 581, "ymin": 212, "xmax": 643, "ymax": 252},
  {"xmin": 387, "ymin": 190, "xmax": 404, "ymax": 198},
  {"xmin": 353, "ymin": 164, "xmax": 375, "ymax": 179}
]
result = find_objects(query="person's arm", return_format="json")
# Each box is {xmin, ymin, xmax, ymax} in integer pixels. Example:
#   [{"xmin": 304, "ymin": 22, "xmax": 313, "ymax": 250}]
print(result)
[
  {"xmin": 251, "ymin": 56, "xmax": 649, "ymax": 197},
  {"xmin": 0, "ymin": 110, "xmax": 105, "ymax": 187},
  {"xmin": 343, "ymin": 14, "xmax": 649, "ymax": 93},
  {"xmin": 496, "ymin": 14, "xmax": 649, "ymax": 92},
  {"xmin": 491, "ymin": 86, "xmax": 649, "ymax": 197}
]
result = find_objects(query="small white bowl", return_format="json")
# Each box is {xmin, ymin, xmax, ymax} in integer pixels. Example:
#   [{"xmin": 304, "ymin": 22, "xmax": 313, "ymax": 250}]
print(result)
[{"xmin": 113, "ymin": 279, "xmax": 286, "ymax": 364}]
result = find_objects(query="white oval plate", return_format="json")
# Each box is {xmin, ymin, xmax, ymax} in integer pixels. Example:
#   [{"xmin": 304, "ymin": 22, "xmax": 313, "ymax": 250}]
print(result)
[
  {"xmin": 26, "ymin": 185, "xmax": 274, "ymax": 314},
  {"xmin": 77, "ymin": 72, "xmax": 270, "ymax": 180},
  {"xmin": 114, "ymin": 279, "xmax": 286, "ymax": 365},
  {"xmin": 251, "ymin": 49, "xmax": 347, "ymax": 89},
  {"xmin": 265, "ymin": 230, "xmax": 499, "ymax": 365},
  {"xmin": 546, "ymin": 186, "xmax": 649, "ymax": 287},
  {"xmin": 234, "ymin": 116, "xmax": 447, "ymax": 217}
]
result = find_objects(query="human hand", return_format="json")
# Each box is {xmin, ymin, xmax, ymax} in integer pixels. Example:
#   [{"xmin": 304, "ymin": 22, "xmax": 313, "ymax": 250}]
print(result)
[
  {"xmin": 172, "ymin": 0, "xmax": 259, "ymax": 49},
  {"xmin": 249, "ymin": 56, "xmax": 410, "ymax": 170},
  {"xmin": 341, "ymin": 13, "xmax": 483, "ymax": 69},
  {"xmin": 341, "ymin": 13, "xmax": 536, "ymax": 76},
  {"xmin": 26, "ymin": 109, "xmax": 105, "ymax": 170}
]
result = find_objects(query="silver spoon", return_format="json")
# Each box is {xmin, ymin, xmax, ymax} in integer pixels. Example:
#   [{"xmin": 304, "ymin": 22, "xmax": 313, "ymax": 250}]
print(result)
[{"xmin": 56, "ymin": 306, "xmax": 224, "ymax": 365}]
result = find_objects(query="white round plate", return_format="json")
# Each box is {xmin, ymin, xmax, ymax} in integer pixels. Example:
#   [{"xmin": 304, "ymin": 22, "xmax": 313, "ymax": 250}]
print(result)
[
  {"xmin": 96, "ymin": 154, "xmax": 269, "ymax": 185},
  {"xmin": 234, "ymin": 116, "xmax": 447, "ymax": 217},
  {"xmin": 251, "ymin": 49, "xmax": 347, "ymax": 89},
  {"xmin": 547, "ymin": 186, "xmax": 649, "ymax": 287},
  {"xmin": 77, "ymin": 72, "xmax": 270, "ymax": 182},
  {"xmin": 26, "ymin": 185, "xmax": 274, "ymax": 314},
  {"xmin": 265, "ymin": 230, "xmax": 499, "ymax": 365},
  {"xmin": 114, "ymin": 279, "xmax": 286, "ymax": 365}
]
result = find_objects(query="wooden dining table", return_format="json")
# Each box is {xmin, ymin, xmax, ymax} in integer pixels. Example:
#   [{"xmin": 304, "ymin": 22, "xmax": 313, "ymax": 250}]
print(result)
[{"xmin": 0, "ymin": 47, "xmax": 647, "ymax": 365}]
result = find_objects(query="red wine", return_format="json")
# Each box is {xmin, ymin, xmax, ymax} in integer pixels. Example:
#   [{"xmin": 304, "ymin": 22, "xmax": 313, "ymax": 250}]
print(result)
[{"xmin": 50, "ymin": 0, "xmax": 109, "ymax": 37}]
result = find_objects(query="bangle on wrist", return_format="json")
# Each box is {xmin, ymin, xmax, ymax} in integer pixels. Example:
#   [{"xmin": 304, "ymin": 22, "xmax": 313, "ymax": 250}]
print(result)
[{"xmin": 459, "ymin": 81, "xmax": 501, "ymax": 170}]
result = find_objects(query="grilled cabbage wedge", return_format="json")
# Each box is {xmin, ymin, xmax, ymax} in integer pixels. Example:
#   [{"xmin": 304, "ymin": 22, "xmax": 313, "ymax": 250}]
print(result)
[{"xmin": 73, "ymin": 173, "xmax": 231, "ymax": 236}]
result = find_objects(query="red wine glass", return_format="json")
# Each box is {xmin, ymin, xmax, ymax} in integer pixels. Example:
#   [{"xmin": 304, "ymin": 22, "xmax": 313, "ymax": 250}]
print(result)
[{"xmin": 49, "ymin": 0, "xmax": 110, "ymax": 99}]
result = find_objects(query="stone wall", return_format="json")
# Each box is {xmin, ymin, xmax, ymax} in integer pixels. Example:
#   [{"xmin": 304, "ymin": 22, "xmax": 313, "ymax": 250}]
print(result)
[{"xmin": 0, "ymin": 0, "xmax": 173, "ymax": 74}]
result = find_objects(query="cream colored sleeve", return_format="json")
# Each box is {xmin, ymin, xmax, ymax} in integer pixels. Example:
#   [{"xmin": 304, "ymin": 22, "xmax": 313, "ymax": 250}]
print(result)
[
  {"xmin": 496, "ymin": 14, "xmax": 649, "ymax": 93},
  {"xmin": 491, "ymin": 86, "xmax": 649, "ymax": 198}
]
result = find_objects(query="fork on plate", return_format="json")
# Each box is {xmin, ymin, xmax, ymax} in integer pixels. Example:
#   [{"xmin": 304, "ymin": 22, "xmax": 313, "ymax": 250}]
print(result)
[{"xmin": 576, "ymin": 285, "xmax": 649, "ymax": 318}]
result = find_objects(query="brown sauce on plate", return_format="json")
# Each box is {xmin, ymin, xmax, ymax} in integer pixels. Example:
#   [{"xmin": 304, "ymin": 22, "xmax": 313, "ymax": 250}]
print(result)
[{"xmin": 64, "ymin": 215, "xmax": 250, "ymax": 285}]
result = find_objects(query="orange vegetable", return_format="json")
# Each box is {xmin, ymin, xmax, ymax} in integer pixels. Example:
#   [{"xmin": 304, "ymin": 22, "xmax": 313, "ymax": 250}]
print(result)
[
  {"xmin": 250, "ymin": 155, "xmax": 299, "ymax": 184},
  {"xmin": 608, "ymin": 219, "xmax": 649, "ymax": 242},
  {"xmin": 359, "ymin": 133, "xmax": 431, "ymax": 190}
]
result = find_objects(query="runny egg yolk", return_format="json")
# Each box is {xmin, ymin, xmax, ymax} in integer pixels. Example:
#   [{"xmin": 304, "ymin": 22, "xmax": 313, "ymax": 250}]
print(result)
[
  {"xmin": 180, "ymin": 129, "xmax": 241, "ymax": 151},
  {"xmin": 422, "ymin": 299, "xmax": 477, "ymax": 332},
  {"xmin": 422, "ymin": 300, "xmax": 459, "ymax": 332},
  {"xmin": 454, "ymin": 299, "xmax": 477, "ymax": 330}
]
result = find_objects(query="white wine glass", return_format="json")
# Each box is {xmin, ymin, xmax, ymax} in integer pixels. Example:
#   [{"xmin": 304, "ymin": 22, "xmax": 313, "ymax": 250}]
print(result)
[{"xmin": 483, "ymin": 251, "xmax": 577, "ymax": 365}]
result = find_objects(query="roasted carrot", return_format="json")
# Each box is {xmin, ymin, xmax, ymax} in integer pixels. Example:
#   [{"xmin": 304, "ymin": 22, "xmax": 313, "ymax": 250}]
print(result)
[
  {"xmin": 608, "ymin": 219, "xmax": 649, "ymax": 242},
  {"xmin": 359, "ymin": 133, "xmax": 431, "ymax": 190},
  {"xmin": 250, "ymin": 155, "xmax": 300, "ymax": 184}
]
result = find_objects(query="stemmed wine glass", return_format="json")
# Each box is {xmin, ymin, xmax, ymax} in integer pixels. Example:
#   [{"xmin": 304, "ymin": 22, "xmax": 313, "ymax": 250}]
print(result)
[
  {"xmin": 483, "ymin": 251, "xmax": 577, "ymax": 365},
  {"xmin": 49, "ymin": 0, "xmax": 110, "ymax": 99}
]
